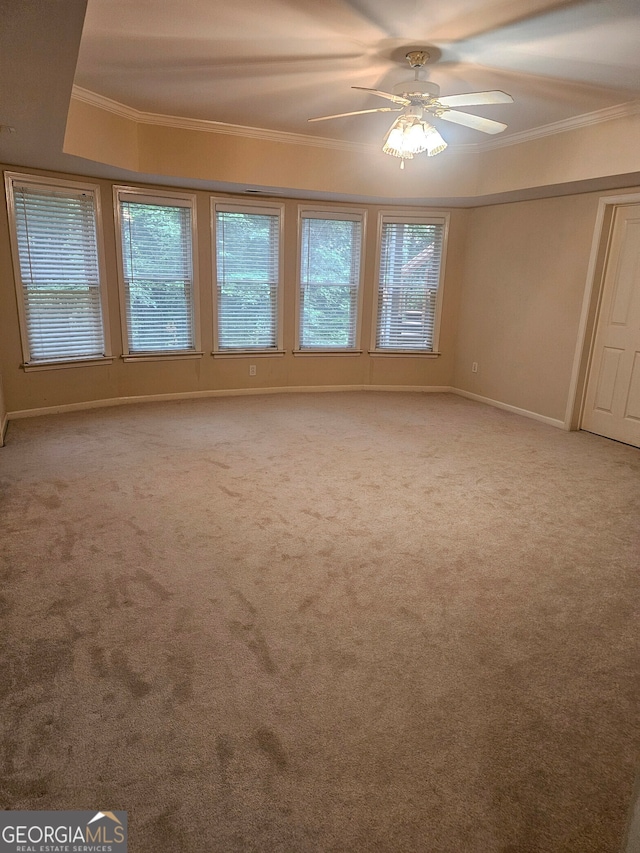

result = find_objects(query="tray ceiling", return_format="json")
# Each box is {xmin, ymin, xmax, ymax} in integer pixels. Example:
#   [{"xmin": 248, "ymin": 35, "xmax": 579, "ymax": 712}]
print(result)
[{"xmin": 74, "ymin": 0, "xmax": 640, "ymax": 145}]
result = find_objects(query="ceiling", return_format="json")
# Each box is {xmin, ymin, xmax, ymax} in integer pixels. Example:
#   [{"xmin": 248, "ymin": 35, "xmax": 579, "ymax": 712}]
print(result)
[
  {"xmin": 74, "ymin": 0, "xmax": 640, "ymax": 145},
  {"xmin": 1, "ymin": 0, "xmax": 639, "ymax": 202}
]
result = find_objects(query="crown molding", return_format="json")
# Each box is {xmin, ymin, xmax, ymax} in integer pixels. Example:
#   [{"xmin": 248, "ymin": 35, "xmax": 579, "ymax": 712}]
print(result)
[
  {"xmin": 71, "ymin": 86, "xmax": 375, "ymax": 154},
  {"xmin": 71, "ymin": 86, "xmax": 640, "ymax": 157},
  {"xmin": 458, "ymin": 100, "xmax": 640, "ymax": 153}
]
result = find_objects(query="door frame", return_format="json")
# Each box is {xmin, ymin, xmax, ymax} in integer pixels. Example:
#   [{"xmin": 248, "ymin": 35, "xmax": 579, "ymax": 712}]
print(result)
[{"xmin": 565, "ymin": 192, "xmax": 640, "ymax": 431}]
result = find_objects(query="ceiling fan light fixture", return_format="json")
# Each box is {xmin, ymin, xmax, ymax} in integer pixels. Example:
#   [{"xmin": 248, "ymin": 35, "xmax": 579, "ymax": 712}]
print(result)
[
  {"xmin": 309, "ymin": 45, "xmax": 511, "ymax": 168},
  {"xmin": 405, "ymin": 120, "xmax": 430, "ymax": 154},
  {"xmin": 382, "ymin": 120, "xmax": 413, "ymax": 160},
  {"xmin": 382, "ymin": 116, "xmax": 447, "ymax": 166},
  {"xmin": 424, "ymin": 124, "xmax": 447, "ymax": 157}
]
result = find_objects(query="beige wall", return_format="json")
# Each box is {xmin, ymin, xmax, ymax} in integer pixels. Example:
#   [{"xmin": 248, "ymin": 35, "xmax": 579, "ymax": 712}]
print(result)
[
  {"xmin": 476, "ymin": 113, "xmax": 640, "ymax": 197},
  {"xmin": 452, "ymin": 187, "xmax": 640, "ymax": 421},
  {"xmin": 3, "ymin": 160, "xmax": 639, "ymax": 425},
  {"xmin": 65, "ymin": 96, "xmax": 640, "ymax": 203},
  {"xmin": 64, "ymin": 100, "xmax": 140, "ymax": 173},
  {"xmin": 64, "ymin": 99, "xmax": 479, "ymax": 202},
  {"xmin": 0, "ymin": 163, "xmax": 467, "ymax": 414}
]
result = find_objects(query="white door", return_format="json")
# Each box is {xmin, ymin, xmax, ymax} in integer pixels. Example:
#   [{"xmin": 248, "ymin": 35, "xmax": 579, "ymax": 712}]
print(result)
[{"xmin": 582, "ymin": 204, "xmax": 640, "ymax": 448}]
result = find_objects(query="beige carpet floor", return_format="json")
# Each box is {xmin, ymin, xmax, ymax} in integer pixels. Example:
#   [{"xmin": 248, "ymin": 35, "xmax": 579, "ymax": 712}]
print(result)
[{"xmin": 0, "ymin": 391, "xmax": 639, "ymax": 852}]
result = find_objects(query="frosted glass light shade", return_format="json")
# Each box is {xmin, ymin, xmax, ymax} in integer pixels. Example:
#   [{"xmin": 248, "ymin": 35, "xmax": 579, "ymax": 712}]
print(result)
[{"xmin": 382, "ymin": 117, "xmax": 448, "ymax": 162}]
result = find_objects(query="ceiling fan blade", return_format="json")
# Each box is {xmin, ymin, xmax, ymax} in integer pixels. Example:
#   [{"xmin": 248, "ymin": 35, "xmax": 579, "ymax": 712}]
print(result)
[
  {"xmin": 438, "ymin": 110, "xmax": 508, "ymax": 134},
  {"xmin": 438, "ymin": 90, "xmax": 514, "ymax": 108},
  {"xmin": 308, "ymin": 107, "xmax": 402, "ymax": 122},
  {"xmin": 351, "ymin": 86, "xmax": 410, "ymax": 106}
]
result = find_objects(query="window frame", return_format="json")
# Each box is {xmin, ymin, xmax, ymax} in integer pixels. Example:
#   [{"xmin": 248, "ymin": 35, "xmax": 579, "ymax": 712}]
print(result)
[
  {"xmin": 5, "ymin": 171, "xmax": 112, "ymax": 370},
  {"xmin": 113, "ymin": 185, "xmax": 201, "ymax": 360},
  {"xmin": 211, "ymin": 198, "xmax": 285, "ymax": 356},
  {"xmin": 295, "ymin": 205, "xmax": 366, "ymax": 354},
  {"xmin": 370, "ymin": 210, "xmax": 450, "ymax": 357}
]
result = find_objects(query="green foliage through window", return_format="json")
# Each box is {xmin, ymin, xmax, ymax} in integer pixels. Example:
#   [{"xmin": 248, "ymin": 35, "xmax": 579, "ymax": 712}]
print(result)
[
  {"xmin": 11, "ymin": 181, "xmax": 105, "ymax": 362},
  {"xmin": 216, "ymin": 209, "xmax": 279, "ymax": 350},
  {"xmin": 300, "ymin": 215, "xmax": 362, "ymax": 348},
  {"xmin": 376, "ymin": 220, "xmax": 444, "ymax": 351},
  {"xmin": 119, "ymin": 199, "xmax": 195, "ymax": 352}
]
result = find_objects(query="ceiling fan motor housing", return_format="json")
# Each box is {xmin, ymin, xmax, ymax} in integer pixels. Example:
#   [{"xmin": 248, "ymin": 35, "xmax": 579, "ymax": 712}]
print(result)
[{"xmin": 393, "ymin": 79, "xmax": 441, "ymax": 100}]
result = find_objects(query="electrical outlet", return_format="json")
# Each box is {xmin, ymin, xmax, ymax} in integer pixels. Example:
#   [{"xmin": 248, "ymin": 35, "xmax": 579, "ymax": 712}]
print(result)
[
  {"xmin": 472, "ymin": 362, "xmax": 478, "ymax": 373},
  {"xmin": 249, "ymin": 364, "xmax": 256, "ymax": 376}
]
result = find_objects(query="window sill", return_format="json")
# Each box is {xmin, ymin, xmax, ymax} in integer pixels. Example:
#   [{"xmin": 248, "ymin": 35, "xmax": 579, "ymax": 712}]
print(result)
[
  {"xmin": 122, "ymin": 351, "xmax": 204, "ymax": 363},
  {"xmin": 293, "ymin": 349, "xmax": 362, "ymax": 357},
  {"xmin": 22, "ymin": 356, "xmax": 115, "ymax": 372},
  {"xmin": 212, "ymin": 350, "xmax": 286, "ymax": 358},
  {"xmin": 368, "ymin": 350, "xmax": 441, "ymax": 358}
]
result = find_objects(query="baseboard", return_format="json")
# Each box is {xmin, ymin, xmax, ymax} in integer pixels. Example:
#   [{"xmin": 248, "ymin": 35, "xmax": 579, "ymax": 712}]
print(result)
[
  {"xmin": 0, "ymin": 411, "xmax": 7, "ymax": 446},
  {"xmin": 367, "ymin": 385, "xmax": 452, "ymax": 393},
  {"xmin": 7, "ymin": 385, "xmax": 561, "ymax": 428},
  {"xmin": 451, "ymin": 387, "xmax": 566, "ymax": 430},
  {"xmin": 7, "ymin": 385, "xmax": 453, "ymax": 420}
]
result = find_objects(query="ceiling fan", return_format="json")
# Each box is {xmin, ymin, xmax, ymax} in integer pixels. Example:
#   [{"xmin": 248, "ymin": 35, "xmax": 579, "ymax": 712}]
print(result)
[{"xmin": 309, "ymin": 49, "xmax": 513, "ymax": 168}]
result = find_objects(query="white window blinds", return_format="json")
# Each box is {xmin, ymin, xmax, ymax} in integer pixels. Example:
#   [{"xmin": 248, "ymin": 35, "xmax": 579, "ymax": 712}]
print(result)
[
  {"xmin": 299, "ymin": 213, "xmax": 363, "ymax": 349},
  {"xmin": 118, "ymin": 197, "xmax": 195, "ymax": 353},
  {"xmin": 11, "ymin": 181, "xmax": 105, "ymax": 363},
  {"xmin": 215, "ymin": 206, "xmax": 280, "ymax": 350},
  {"xmin": 376, "ymin": 218, "xmax": 445, "ymax": 351}
]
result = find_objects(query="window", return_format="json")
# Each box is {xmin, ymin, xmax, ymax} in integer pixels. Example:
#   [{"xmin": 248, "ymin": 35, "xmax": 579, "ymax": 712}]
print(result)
[
  {"xmin": 298, "ymin": 210, "xmax": 364, "ymax": 350},
  {"xmin": 115, "ymin": 188, "xmax": 199, "ymax": 355},
  {"xmin": 5, "ymin": 173, "xmax": 109, "ymax": 366},
  {"xmin": 213, "ymin": 201, "xmax": 283, "ymax": 352},
  {"xmin": 374, "ymin": 214, "xmax": 448, "ymax": 353}
]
